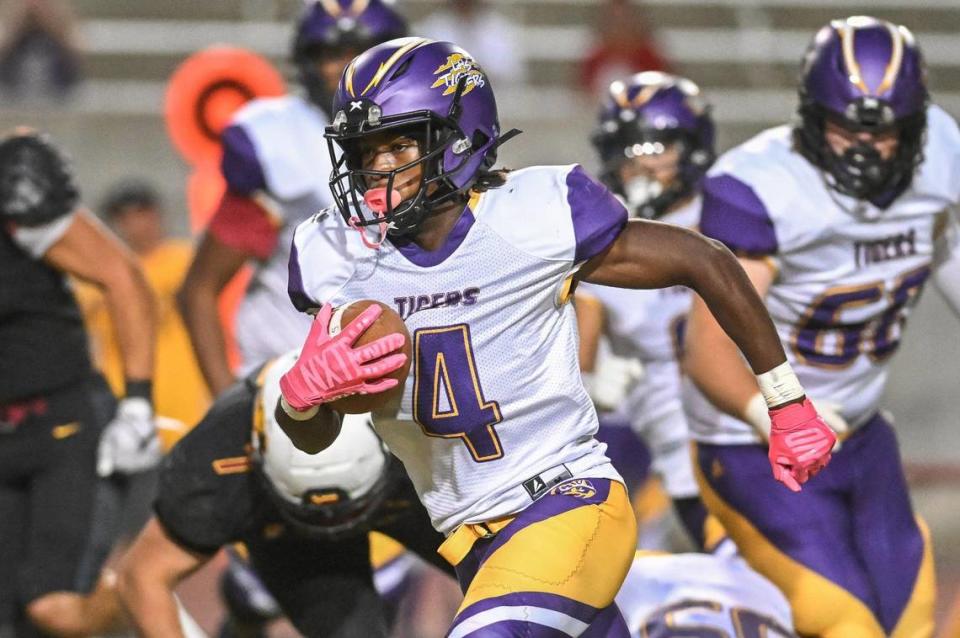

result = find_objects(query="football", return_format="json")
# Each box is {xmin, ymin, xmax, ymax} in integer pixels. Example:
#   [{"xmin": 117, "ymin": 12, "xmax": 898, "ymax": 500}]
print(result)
[{"xmin": 327, "ymin": 300, "xmax": 412, "ymax": 414}]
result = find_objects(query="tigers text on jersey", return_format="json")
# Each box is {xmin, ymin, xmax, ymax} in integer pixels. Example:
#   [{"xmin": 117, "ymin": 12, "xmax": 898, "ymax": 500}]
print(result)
[
  {"xmin": 616, "ymin": 552, "xmax": 796, "ymax": 638},
  {"xmin": 219, "ymin": 95, "xmax": 333, "ymax": 372},
  {"xmin": 689, "ymin": 105, "xmax": 960, "ymax": 445},
  {"xmin": 289, "ymin": 165, "xmax": 627, "ymax": 533}
]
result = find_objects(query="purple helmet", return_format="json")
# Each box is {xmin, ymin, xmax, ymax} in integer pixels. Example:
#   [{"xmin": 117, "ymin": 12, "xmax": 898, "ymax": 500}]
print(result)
[
  {"xmin": 293, "ymin": 0, "xmax": 408, "ymax": 114},
  {"xmin": 326, "ymin": 37, "xmax": 518, "ymax": 235},
  {"xmin": 592, "ymin": 71, "xmax": 715, "ymax": 218},
  {"xmin": 795, "ymin": 16, "xmax": 928, "ymax": 203}
]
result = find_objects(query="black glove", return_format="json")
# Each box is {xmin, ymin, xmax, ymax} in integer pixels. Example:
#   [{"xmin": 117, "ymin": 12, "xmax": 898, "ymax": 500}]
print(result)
[{"xmin": 0, "ymin": 131, "xmax": 79, "ymax": 227}]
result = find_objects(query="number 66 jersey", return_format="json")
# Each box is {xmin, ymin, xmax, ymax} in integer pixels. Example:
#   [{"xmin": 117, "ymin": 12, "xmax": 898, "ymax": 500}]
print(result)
[
  {"xmin": 288, "ymin": 165, "xmax": 627, "ymax": 533},
  {"xmin": 687, "ymin": 104, "xmax": 960, "ymax": 445}
]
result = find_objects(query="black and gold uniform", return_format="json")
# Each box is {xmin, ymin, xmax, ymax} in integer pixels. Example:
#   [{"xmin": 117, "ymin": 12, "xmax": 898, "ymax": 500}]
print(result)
[
  {"xmin": 0, "ymin": 134, "xmax": 115, "ymax": 633},
  {"xmin": 154, "ymin": 372, "xmax": 452, "ymax": 637}
]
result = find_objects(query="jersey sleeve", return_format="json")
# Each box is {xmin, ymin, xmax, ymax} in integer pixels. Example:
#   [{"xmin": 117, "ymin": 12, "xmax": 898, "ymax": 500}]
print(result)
[
  {"xmin": 7, "ymin": 211, "xmax": 76, "ymax": 258},
  {"xmin": 699, "ymin": 174, "xmax": 779, "ymax": 257},
  {"xmin": 206, "ymin": 191, "xmax": 280, "ymax": 260},
  {"xmin": 481, "ymin": 165, "xmax": 627, "ymax": 264},
  {"xmin": 154, "ymin": 382, "xmax": 257, "ymax": 554},
  {"xmin": 220, "ymin": 124, "xmax": 268, "ymax": 195},
  {"xmin": 565, "ymin": 165, "xmax": 629, "ymax": 262}
]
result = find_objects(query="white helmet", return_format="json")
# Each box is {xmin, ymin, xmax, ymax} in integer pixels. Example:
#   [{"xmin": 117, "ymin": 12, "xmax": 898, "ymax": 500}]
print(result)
[{"xmin": 252, "ymin": 350, "xmax": 391, "ymax": 538}]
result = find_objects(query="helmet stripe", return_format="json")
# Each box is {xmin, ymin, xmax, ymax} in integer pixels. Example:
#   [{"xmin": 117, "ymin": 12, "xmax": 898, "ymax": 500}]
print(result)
[
  {"xmin": 351, "ymin": 0, "xmax": 371, "ymax": 13},
  {"xmin": 318, "ymin": 0, "xmax": 342, "ymax": 18},
  {"xmin": 876, "ymin": 22, "xmax": 904, "ymax": 95},
  {"xmin": 839, "ymin": 23, "xmax": 870, "ymax": 94},
  {"xmin": 360, "ymin": 37, "xmax": 430, "ymax": 96},
  {"xmin": 345, "ymin": 59, "xmax": 358, "ymax": 97}
]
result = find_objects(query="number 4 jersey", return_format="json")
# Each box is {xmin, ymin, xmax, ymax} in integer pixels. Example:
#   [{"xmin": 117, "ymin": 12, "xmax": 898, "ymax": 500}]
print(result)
[
  {"xmin": 688, "ymin": 105, "xmax": 960, "ymax": 445},
  {"xmin": 288, "ymin": 165, "xmax": 627, "ymax": 533}
]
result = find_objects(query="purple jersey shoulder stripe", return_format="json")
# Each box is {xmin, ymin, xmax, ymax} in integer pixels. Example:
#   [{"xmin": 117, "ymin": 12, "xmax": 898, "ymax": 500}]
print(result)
[
  {"xmin": 221, "ymin": 124, "xmax": 268, "ymax": 195},
  {"xmin": 287, "ymin": 233, "xmax": 315, "ymax": 312},
  {"xmin": 700, "ymin": 174, "xmax": 778, "ymax": 256},
  {"xmin": 567, "ymin": 165, "xmax": 628, "ymax": 263}
]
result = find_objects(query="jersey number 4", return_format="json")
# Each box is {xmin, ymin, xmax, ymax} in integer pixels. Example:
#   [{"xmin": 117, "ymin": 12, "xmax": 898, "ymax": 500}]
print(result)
[{"xmin": 412, "ymin": 325, "xmax": 504, "ymax": 462}]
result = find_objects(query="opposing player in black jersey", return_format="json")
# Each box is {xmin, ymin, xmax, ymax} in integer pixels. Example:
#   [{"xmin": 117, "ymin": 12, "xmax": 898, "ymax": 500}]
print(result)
[
  {"xmin": 0, "ymin": 130, "xmax": 158, "ymax": 637},
  {"xmin": 117, "ymin": 351, "xmax": 453, "ymax": 638}
]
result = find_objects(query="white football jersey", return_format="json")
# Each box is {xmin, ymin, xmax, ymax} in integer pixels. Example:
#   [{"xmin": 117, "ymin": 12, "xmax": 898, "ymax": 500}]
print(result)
[
  {"xmin": 289, "ymin": 165, "xmax": 628, "ymax": 533},
  {"xmin": 578, "ymin": 197, "xmax": 700, "ymax": 497},
  {"xmin": 224, "ymin": 95, "xmax": 333, "ymax": 373},
  {"xmin": 689, "ymin": 105, "xmax": 960, "ymax": 444},
  {"xmin": 616, "ymin": 552, "xmax": 796, "ymax": 638}
]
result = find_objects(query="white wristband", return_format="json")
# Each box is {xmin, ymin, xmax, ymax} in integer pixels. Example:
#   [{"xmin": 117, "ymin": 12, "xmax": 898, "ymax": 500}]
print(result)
[
  {"xmin": 742, "ymin": 392, "xmax": 771, "ymax": 440},
  {"xmin": 755, "ymin": 361, "xmax": 804, "ymax": 408},
  {"xmin": 279, "ymin": 396, "xmax": 320, "ymax": 421}
]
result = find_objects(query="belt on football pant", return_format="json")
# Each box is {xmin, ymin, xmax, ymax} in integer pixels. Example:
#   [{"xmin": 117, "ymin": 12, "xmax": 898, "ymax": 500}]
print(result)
[{"xmin": 438, "ymin": 463, "xmax": 574, "ymax": 566}]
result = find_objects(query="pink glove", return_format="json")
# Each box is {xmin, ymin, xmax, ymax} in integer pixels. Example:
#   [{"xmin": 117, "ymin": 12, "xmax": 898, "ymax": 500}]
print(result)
[
  {"xmin": 280, "ymin": 303, "xmax": 407, "ymax": 411},
  {"xmin": 767, "ymin": 398, "xmax": 836, "ymax": 492}
]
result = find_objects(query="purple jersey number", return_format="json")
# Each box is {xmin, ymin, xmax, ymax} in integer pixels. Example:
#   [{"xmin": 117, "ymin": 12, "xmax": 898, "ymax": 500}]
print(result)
[
  {"xmin": 642, "ymin": 600, "xmax": 796, "ymax": 638},
  {"xmin": 412, "ymin": 324, "xmax": 504, "ymax": 462},
  {"xmin": 791, "ymin": 265, "xmax": 930, "ymax": 368}
]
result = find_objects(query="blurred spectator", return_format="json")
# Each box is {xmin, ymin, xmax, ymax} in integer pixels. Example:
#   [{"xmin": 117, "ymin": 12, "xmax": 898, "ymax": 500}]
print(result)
[
  {"xmin": 75, "ymin": 180, "xmax": 210, "ymax": 427},
  {"xmin": 417, "ymin": 0, "xmax": 526, "ymax": 84},
  {"xmin": 0, "ymin": 0, "xmax": 83, "ymax": 101},
  {"xmin": 579, "ymin": 0, "xmax": 669, "ymax": 99}
]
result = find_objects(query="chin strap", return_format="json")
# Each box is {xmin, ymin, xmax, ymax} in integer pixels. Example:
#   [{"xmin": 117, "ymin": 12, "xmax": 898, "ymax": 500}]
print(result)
[{"xmin": 349, "ymin": 188, "xmax": 401, "ymax": 250}]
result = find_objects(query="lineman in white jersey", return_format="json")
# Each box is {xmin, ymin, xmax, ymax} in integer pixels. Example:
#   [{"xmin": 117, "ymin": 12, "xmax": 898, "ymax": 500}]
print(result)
[
  {"xmin": 577, "ymin": 72, "xmax": 718, "ymax": 550},
  {"xmin": 278, "ymin": 38, "xmax": 835, "ymax": 637},
  {"xmin": 616, "ymin": 552, "xmax": 797, "ymax": 638},
  {"xmin": 684, "ymin": 17, "xmax": 960, "ymax": 638},
  {"xmin": 178, "ymin": 0, "xmax": 407, "ymax": 394}
]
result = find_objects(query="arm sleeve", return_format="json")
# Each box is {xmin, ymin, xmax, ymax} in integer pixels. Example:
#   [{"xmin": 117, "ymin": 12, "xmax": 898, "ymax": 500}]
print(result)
[
  {"xmin": 206, "ymin": 191, "xmax": 280, "ymax": 260},
  {"xmin": 699, "ymin": 174, "xmax": 779, "ymax": 257},
  {"xmin": 220, "ymin": 124, "xmax": 268, "ymax": 195},
  {"xmin": 565, "ymin": 165, "xmax": 629, "ymax": 263},
  {"xmin": 7, "ymin": 211, "xmax": 76, "ymax": 258}
]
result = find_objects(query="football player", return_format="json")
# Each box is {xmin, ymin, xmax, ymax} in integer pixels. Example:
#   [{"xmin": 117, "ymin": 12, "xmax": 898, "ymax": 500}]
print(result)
[
  {"xmin": 577, "ymin": 71, "xmax": 718, "ymax": 549},
  {"xmin": 177, "ymin": 0, "xmax": 407, "ymax": 395},
  {"xmin": 117, "ymin": 351, "xmax": 454, "ymax": 638},
  {"xmin": 616, "ymin": 551, "xmax": 797, "ymax": 638},
  {"xmin": 278, "ymin": 38, "xmax": 835, "ymax": 635},
  {"xmin": 0, "ymin": 131, "xmax": 159, "ymax": 636},
  {"xmin": 683, "ymin": 17, "xmax": 960, "ymax": 638}
]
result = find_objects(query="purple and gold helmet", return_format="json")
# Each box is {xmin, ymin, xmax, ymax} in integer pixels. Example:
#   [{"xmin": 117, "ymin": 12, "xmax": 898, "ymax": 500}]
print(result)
[
  {"xmin": 326, "ymin": 37, "xmax": 518, "ymax": 235},
  {"xmin": 795, "ymin": 16, "xmax": 928, "ymax": 203},
  {"xmin": 591, "ymin": 72, "xmax": 714, "ymax": 219},
  {"xmin": 293, "ymin": 0, "xmax": 408, "ymax": 114}
]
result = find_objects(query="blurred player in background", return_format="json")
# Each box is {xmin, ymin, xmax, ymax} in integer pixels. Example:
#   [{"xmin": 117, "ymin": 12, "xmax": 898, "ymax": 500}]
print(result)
[
  {"xmin": 684, "ymin": 17, "xmax": 960, "ymax": 637},
  {"xmin": 0, "ymin": 131, "xmax": 158, "ymax": 637},
  {"xmin": 77, "ymin": 179, "xmax": 209, "ymax": 426},
  {"xmin": 280, "ymin": 37, "xmax": 834, "ymax": 635},
  {"xmin": 175, "ymin": 3, "xmax": 410, "ymax": 631},
  {"xmin": 177, "ymin": 0, "xmax": 407, "ymax": 396},
  {"xmin": 616, "ymin": 551, "xmax": 797, "ymax": 638},
  {"xmin": 577, "ymin": 71, "xmax": 717, "ymax": 550},
  {"xmin": 118, "ymin": 351, "xmax": 454, "ymax": 638}
]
